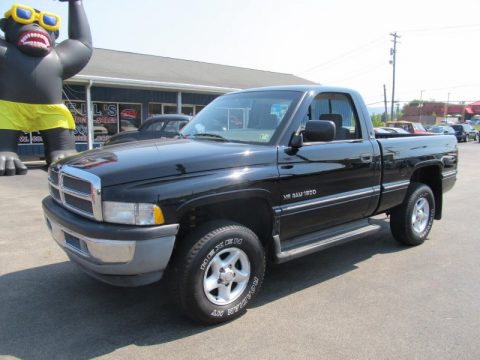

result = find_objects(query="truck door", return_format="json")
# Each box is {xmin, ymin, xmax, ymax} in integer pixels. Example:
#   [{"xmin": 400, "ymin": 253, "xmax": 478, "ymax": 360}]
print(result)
[{"xmin": 277, "ymin": 92, "xmax": 381, "ymax": 241}]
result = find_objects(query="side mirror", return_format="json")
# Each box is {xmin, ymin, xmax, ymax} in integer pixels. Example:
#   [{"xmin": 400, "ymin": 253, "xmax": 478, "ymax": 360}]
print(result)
[{"xmin": 304, "ymin": 120, "xmax": 336, "ymax": 142}]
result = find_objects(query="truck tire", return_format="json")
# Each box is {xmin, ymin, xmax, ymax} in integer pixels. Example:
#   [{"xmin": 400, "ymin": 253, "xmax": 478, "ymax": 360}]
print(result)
[
  {"xmin": 390, "ymin": 183, "xmax": 435, "ymax": 246},
  {"xmin": 173, "ymin": 221, "xmax": 265, "ymax": 324}
]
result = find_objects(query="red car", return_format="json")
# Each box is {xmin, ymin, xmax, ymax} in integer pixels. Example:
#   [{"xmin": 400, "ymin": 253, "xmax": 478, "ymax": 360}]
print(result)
[{"xmin": 386, "ymin": 121, "xmax": 429, "ymax": 134}]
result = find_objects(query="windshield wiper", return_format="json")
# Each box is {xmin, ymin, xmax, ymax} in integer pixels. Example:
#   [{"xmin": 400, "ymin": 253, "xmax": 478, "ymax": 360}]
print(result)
[{"xmin": 192, "ymin": 133, "xmax": 228, "ymax": 141}]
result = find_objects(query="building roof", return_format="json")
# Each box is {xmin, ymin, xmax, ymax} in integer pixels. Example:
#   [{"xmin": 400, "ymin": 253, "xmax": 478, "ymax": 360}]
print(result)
[
  {"xmin": 69, "ymin": 48, "xmax": 316, "ymax": 94},
  {"xmin": 403, "ymin": 101, "xmax": 467, "ymax": 117},
  {"xmin": 465, "ymin": 101, "xmax": 480, "ymax": 115}
]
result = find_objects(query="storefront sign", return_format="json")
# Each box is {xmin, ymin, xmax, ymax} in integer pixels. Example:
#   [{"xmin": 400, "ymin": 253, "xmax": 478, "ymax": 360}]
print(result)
[{"xmin": 18, "ymin": 101, "xmax": 142, "ymax": 144}]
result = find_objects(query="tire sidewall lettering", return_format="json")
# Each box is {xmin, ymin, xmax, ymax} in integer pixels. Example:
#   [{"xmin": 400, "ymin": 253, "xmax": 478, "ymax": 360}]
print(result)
[
  {"xmin": 200, "ymin": 237, "xmax": 243, "ymax": 271},
  {"xmin": 226, "ymin": 276, "xmax": 259, "ymax": 317}
]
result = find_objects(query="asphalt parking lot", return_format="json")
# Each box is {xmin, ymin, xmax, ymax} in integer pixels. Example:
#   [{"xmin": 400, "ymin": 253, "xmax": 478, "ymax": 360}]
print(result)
[{"xmin": 1, "ymin": 142, "xmax": 479, "ymax": 360}]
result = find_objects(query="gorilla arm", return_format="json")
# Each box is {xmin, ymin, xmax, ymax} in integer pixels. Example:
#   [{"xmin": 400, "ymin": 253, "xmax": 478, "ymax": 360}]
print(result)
[
  {"xmin": 56, "ymin": 0, "xmax": 93, "ymax": 79},
  {"xmin": 0, "ymin": 36, "xmax": 7, "ymax": 64},
  {"xmin": 40, "ymin": 0, "xmax": 93, "ymax": 167}
]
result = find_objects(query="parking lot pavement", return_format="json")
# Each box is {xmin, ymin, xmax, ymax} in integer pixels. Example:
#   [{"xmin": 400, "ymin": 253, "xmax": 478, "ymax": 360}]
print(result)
[{"xmin": 1, "ymin": 142, "xmax": 480, "ymax": 360}]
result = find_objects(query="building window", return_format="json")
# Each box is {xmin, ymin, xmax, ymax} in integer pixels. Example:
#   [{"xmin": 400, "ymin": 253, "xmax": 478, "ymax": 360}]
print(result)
[
  {"xmin": 148, "ymin": 103, "xmax": 163, "ymax": 117},
  {"xmin": 119, "ymin": 103, "xmax": 142, "ymax": 132},
  {"xmin": 182, "ymin": 105, "xmax": 194, "ymax": 116},
  {"xmin": 149, "ymin": 103, "xmax": 202, "ymax": 117},
  {"xmin": 62, "ymin": 101, "xmax": 142, "ymax": 143},
  {"xmin": 195, "ymin": 105, "xmax": 206, "ymax": 114},
  {"xmin": 163, "ymin": 104, "xmax": 178, "ymax": 114}
]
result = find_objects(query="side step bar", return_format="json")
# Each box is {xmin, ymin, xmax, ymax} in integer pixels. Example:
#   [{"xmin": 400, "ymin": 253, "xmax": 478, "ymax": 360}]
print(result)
[{"xmin": 273, "ymin": 219, "xmax": 382, "ymax": 264}]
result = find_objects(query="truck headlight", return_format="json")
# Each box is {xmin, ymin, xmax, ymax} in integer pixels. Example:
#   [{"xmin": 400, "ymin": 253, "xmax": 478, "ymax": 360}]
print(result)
[{"xmin": 103, "ymin": 201, "xmax": 165, "ymax": 225}]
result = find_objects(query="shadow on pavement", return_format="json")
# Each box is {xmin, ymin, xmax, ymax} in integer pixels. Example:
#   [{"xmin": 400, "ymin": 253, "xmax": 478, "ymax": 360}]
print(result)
[
  {"xmin": 257, "ymin": 219, "xmax": 404, "ymax": 306},
  {"xmin": 0, "ymin": 220, "xmax": 407, "ymax": 359}
]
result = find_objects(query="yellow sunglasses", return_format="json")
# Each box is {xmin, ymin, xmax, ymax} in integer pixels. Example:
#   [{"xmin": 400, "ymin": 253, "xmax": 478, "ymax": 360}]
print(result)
[{"xmin": 4, "ymin": 4, "xmax": 61, "ymax": 32}]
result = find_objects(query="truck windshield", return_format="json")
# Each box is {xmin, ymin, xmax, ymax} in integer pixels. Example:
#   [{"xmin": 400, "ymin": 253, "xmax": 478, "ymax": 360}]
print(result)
[{"xmin": 180, "ymin": 90, "xmax": 303, "ymax": 144}]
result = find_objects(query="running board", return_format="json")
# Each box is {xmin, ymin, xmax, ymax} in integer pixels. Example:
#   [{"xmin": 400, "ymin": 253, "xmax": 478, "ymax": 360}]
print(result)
[{"xmin": 273, "ymin": 219, "xmax": 381, "ymax": 264}]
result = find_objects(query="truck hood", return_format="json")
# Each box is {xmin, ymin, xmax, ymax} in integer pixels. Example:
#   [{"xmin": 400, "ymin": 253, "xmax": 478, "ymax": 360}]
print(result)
[{"xmin": 55, "ymin": 139, "xmax": 278, "ymax": 187}]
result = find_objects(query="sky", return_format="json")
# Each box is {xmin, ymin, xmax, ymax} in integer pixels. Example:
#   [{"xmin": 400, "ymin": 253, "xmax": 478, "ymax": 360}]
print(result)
[{"xmin": 2, "ymin": 0, "xmax": 480, "ymax": 112}]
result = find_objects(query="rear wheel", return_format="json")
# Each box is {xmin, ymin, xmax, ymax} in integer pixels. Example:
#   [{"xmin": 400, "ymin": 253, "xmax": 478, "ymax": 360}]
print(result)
[
  {"xmin": 390, "ymin": 183, "xmax": 435, "ymax": 246},
  {"xmin": 173, "ymin": 221, "xmax": 265, "ymax": 324}
]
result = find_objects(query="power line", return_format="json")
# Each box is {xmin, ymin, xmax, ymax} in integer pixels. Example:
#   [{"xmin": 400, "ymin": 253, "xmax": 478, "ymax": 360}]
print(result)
[
  {"xmin": 295, "ymin": 24, "xmax": 480, "ymax": 78},
  {"xmin": 324, "ymin": 61, "xmax": 388, "ymax": 84},
  {"xmin": 419, "ymin": 83, "xmax": 480, "ymax": 92},
  {"xmin": 296, "ymin": 36, "xmax": 385, "ymax": 75},
  {"xmin": 366, "ymin": 99, "xmax": 480, "ymax": 106},
  {"xmin": 399, "ymin": 23, "xmax": 480, "ymax": 33}
]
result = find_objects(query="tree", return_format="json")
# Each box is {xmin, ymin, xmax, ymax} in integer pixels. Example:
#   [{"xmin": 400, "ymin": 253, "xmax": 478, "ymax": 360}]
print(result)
[{"xmin": 371, "ymin": 113, "xmax": 384, "ymax": 127}]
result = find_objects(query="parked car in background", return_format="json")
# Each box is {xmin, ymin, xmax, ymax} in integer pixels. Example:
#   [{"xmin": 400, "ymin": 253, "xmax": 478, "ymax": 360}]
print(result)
[
  {"xmin": 429, "ymin": 125, "xmax": 456, "ymax": 136},
  {"xmin": 374, "ymin": 127, "xmax": 410, "ymax": 135},
  {"xmin": 120, "ymin": 120, "xmax": 138, "ymax": 132},
  {"xmin": 386, "ymin": 121, "xmax": 429, "ymax": 134},
  {"xmin": 93, "ymin": 126, "xmax": 108, "ymax": 136},
  {"xmin": 103, "ymin": 114, "xmax": 192, "ymax": 146},
  {"xmin": 380, "ymin": 127, "xmax": 410, "ymax": 134},
  {"xmin": 451, "ymin": 124, "xmax": 477, "ymax": 142},
  {"xmin": 373, "ymin": 128, "xmax": 390, "ymax": 134}
]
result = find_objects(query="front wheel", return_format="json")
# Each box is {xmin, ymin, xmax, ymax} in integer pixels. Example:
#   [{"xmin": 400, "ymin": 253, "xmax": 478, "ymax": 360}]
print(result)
[
  {"xmin": 173, "ymin": 221, "xmax": 265, "ymax": 324},
  {"xmin": 390, "ymin": 183, "xmax": 435, "ymax": 246}
]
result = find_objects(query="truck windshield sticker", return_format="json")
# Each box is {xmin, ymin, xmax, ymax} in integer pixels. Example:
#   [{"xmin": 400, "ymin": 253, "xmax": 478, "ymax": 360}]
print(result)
[{"xmin": 260, "ymin": 133, "xmax": 269, "ymax": 141}]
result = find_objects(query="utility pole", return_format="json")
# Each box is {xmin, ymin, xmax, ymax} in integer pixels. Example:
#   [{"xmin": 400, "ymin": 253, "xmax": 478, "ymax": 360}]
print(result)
[
  {"xmin": 389, "ymin": 32, "xmax": 400, "ymax": 121},
  {"xmin": 383, "ymin": 84, "xmax": 388, "ymax": 122},
  {"xmin": 444, "ymin": 92, "xmax": 450, "ymax": 123},
  {"xmin": 419, "ymin": 90, "xmax": 424, "ymax": 124}
]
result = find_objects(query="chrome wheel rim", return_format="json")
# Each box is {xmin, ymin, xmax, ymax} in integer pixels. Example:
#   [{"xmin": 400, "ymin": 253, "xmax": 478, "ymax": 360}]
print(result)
[
  {"xmin": 203, "ymin": 247, "xmax": 250, "ymax": 306},
  {"xmin": 412, "ymin": 197, "xmax": 430, "ymax": 234}
]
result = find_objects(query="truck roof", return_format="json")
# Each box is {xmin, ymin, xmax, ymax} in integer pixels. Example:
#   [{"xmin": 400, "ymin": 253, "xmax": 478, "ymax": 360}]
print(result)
[{"xmin": 229, "ymin": 85, "xmax": 362, "ymax": 95}]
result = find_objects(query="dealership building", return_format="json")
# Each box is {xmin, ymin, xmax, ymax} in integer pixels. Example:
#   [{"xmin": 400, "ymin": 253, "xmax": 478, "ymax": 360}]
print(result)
[{"xmin": 19, "ymin": 48, "xmax": 314, "ymax": 157}]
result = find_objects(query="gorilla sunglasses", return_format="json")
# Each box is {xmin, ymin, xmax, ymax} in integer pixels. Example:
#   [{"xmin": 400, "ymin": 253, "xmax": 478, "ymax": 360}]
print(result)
[{"xmin": 4, "ymin": 4, "xmax": 61, "ymax": 32}]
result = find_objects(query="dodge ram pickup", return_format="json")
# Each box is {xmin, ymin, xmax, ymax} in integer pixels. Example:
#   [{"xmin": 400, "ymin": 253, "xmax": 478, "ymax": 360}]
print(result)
[{"xmin": 42, "ymin": 86, "xmax": 458, "ymax": 324}]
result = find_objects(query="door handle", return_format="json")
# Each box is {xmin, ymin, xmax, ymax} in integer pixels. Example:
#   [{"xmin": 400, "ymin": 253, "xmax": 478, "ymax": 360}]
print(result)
[{"xmin": 360, "ymin": 153, "xmax": 373, "ymax": 163}]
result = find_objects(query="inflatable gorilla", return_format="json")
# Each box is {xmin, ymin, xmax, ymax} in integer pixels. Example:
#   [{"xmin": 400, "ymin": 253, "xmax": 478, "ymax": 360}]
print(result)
[{"xmin": 0, "ymin": 0, "xmax": 92, "ymax": 176}]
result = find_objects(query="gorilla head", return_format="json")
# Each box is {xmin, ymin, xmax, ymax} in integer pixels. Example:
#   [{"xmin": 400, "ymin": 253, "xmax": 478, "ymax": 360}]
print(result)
[{"xmin": 0, "ymin": 4, "xmax": 60, "ymax": 57}]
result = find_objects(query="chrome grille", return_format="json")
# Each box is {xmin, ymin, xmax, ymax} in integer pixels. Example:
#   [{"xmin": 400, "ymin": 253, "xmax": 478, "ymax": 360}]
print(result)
[{"xmin": 48, "ymin": 165, "xmax": 103, "ymax": 221}]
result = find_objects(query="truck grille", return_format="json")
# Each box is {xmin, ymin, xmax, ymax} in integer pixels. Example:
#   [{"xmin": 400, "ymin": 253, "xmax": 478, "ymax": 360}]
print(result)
[{"xmin": 48, "ymin": 165, "xmax": 103, "ymax": 221}]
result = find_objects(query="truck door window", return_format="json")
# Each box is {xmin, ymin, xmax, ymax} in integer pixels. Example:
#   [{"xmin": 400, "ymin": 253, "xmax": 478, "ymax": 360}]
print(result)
[{"xmin": 301, "ymin": 92, "xmax": 361, "ymax": 141}]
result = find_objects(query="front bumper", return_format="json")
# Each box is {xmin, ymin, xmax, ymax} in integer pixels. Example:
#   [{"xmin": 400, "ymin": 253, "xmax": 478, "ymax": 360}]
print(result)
[{"xmin": 42, "ymin": 196, "xmax": 179, "ymax": 287}]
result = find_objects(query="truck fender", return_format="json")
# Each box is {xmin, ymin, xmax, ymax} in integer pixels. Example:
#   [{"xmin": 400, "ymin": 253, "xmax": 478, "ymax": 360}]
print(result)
[{"xmin": 176, "ymin": 188, "xmax": 274, "ymax": 219}]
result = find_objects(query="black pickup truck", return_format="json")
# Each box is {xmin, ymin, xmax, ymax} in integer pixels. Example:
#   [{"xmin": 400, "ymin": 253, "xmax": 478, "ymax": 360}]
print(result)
[{"xmin": 42, "ymin": 86, "xmax": 458, "ymax": 324}]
